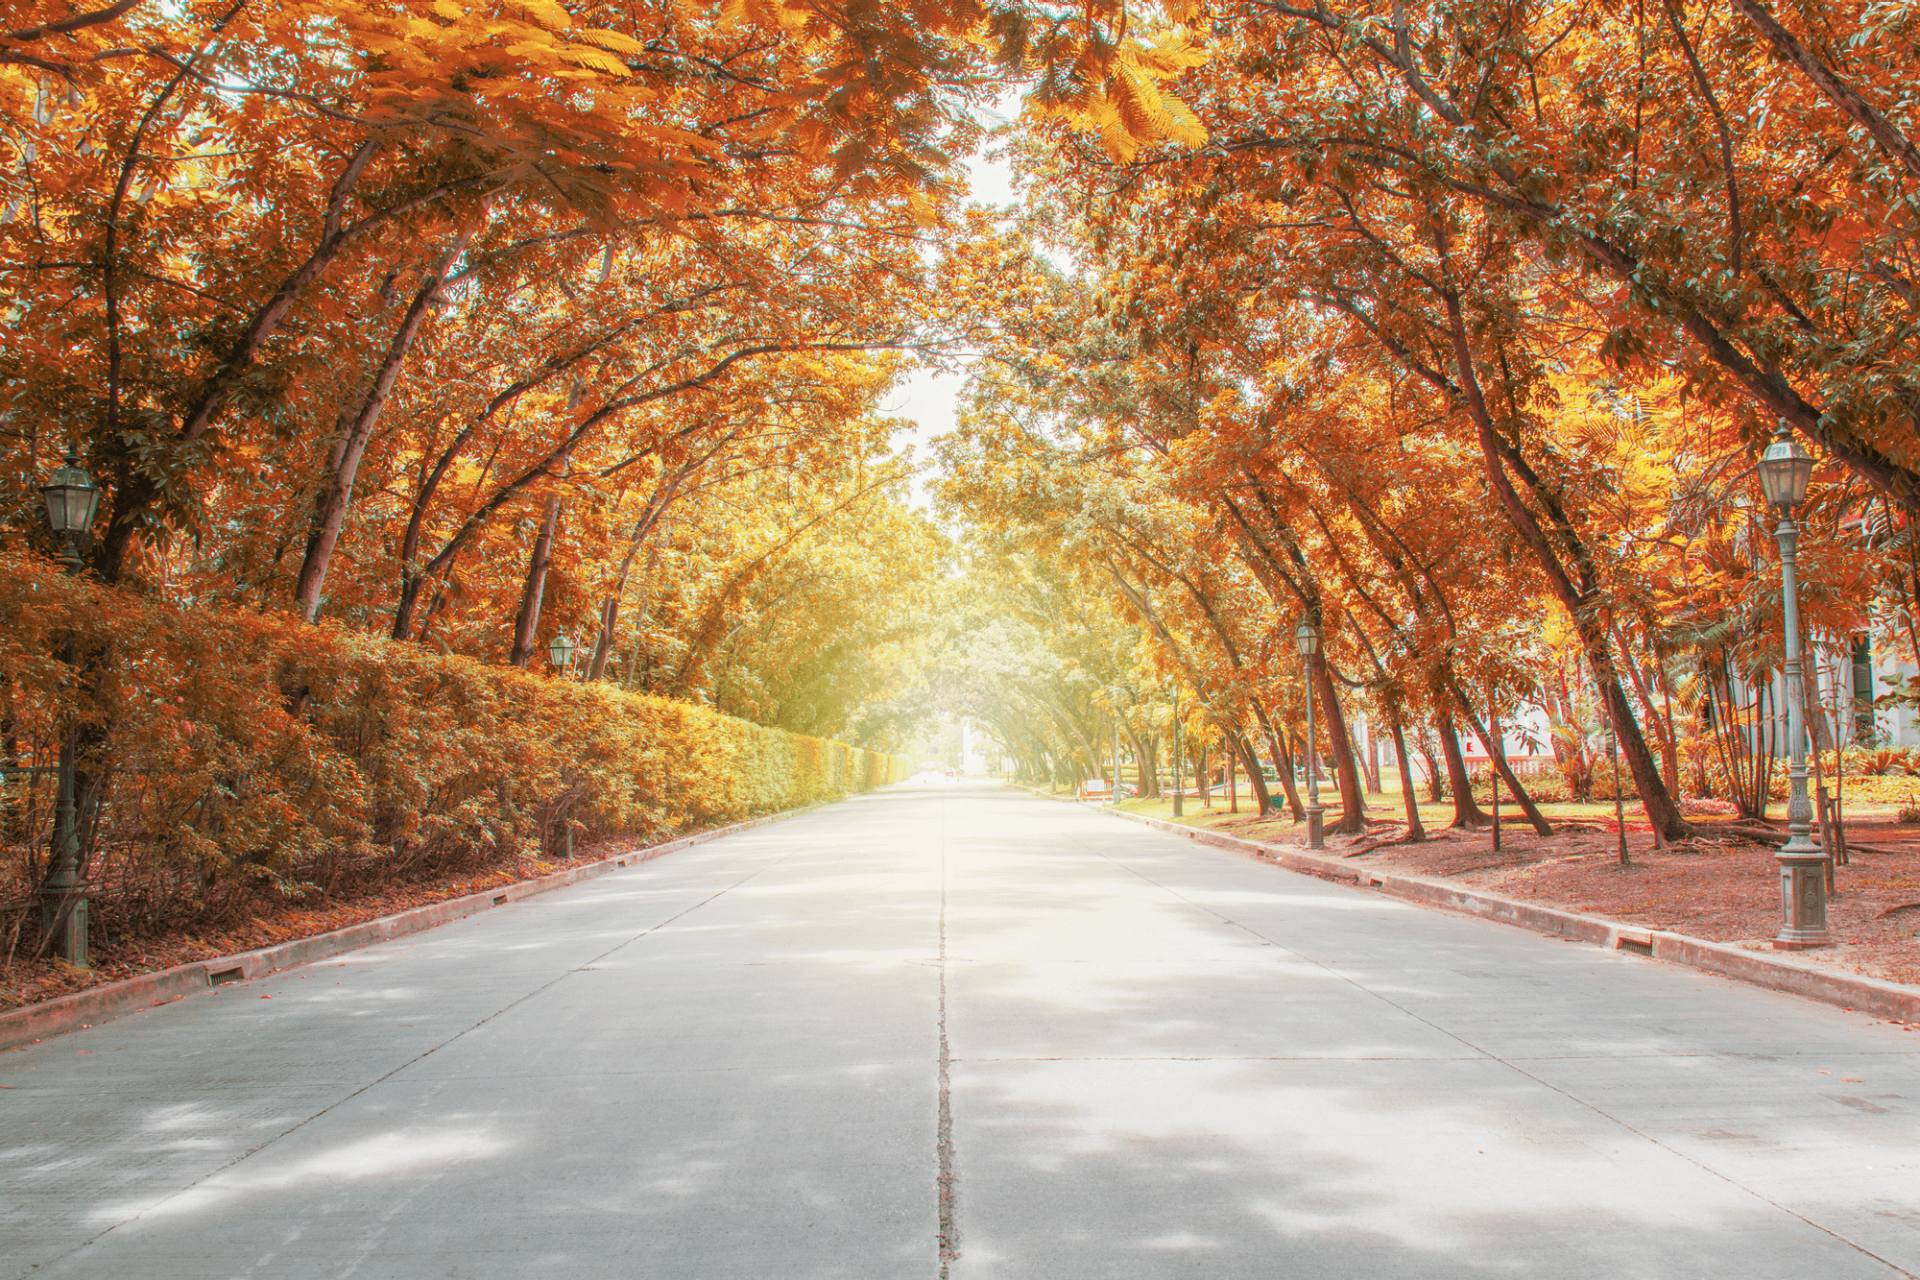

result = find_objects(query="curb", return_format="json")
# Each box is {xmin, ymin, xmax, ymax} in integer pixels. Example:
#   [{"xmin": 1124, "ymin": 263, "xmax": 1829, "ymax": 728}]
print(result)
[
  {"xmin": 1088, "ymin": 800, "xmax": 1920, "ymax": 1022},
  {"xmin": 1, "ymin": 801, "xmax": 831, "ymax": 1053}
]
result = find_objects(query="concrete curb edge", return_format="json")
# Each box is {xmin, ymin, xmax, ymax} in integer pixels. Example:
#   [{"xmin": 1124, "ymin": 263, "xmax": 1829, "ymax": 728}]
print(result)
[
  {"xmin": 1079, "ymin": 796, "xmax": 1920, "ymax": 1022},
  {"xmin": 1, "ymin": 800, "xmax": 832, "ymax": 1052}
]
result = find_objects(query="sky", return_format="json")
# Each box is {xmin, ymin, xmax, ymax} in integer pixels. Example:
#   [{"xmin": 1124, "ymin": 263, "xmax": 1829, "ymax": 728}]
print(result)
[{"xmin": 883, "ymin": 103, "xmax": 1024, "ymax": 511}]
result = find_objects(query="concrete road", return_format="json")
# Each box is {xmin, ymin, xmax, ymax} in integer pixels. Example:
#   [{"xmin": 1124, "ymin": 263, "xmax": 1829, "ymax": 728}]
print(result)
[{"xmin": 3, "ymin": 781, "xmax": 1917, "ymax": 1279}]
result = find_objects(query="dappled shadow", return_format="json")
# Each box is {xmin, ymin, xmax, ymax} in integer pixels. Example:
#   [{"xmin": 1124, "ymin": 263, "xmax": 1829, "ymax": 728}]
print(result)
[
  {"xmin": 4, "ymin": 782, "xmax": 1915, "ymax": 1279},
  {"xmin": 950, "ymin": 1053, "xmax": 1890, "ymax": 1277}
]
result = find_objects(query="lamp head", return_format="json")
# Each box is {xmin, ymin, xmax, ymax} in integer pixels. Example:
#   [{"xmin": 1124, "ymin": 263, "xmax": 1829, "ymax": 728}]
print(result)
[
  {"xmin": 41, "ymin": 448, "xmax": 100, "ymax": 536},
  {"xmin": 1757, "ymin": 421, "xmax": 1814, "ymax": 510},
  {"xmin": 1295, "ymin": 618, "xmax": 1320, "ymax": 657},
  {"xmin": 548, "ymin": 632, "xmax": 577, "ymax": 670}
]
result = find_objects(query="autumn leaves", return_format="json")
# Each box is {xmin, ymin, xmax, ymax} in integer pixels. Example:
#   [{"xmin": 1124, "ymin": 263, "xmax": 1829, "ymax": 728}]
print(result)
[
  {"xmin": 3, "ymin": 0, "xmax": 1224, "ymax": 730},
  {"xmin": 938, "ymin": 0, "xmax": 1920, "ymax": 839}
]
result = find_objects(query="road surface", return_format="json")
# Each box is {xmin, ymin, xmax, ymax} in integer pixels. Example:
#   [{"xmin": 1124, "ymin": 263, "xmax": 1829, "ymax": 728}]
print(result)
[{"xmin": 4, "ymin": 779, "xmax": 1917, "ymax": 1278}]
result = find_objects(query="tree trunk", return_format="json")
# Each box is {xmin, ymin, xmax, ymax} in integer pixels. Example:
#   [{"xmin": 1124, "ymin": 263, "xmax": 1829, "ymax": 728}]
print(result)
[
  {"xmin": 391, "ymin": 572, "xmax": 432, "ymax": 642},
  {"xmin": 1310, "ymin": 653, "xmax": 1367, "ymax": 833},
  {"xmin": 1417, "ymin": 727, "xmax": 1445, "ymax": 802},
  {"xmin": 1230, "ymin": 726, "xmax": 1273, "ymax": 816},
  {"xmin": 1129, "ymin": 727, "xmax": 1159, "ymax": 798},
  {"xmin": 1438, "ymin": 713, "xmax": 1489, "ymax": 827},
  {"xmin": 1427, "ymin": 281, "xmax": 1690, "ymax": 841},
  {"xmin": 1615, "ymin": 627, "xmax": 1683, "ymax": 804},
  {"xmin": 587, "ymin": 591, "xmax": 620, "ymax": 682},
  {"xmin": 1451, "ymin": 694, "xmax": 1554, "ymax": 836},
  {"xmin": 509, "ymin": 491, "xmax": 563, "ymax": 669},
  {"xmin": 1389, "ymin": 717, "xmax": 1426, "ymax": 842},
  {"xmin": 293, "ymin": 229, "xmax": 472, "ymax": 623},
  {"xmin": 1253, "ymin": 702, "xmax": 1306, "ymax": 820},
  {"xmin": 1359, "ymin": 716, "xmax": 1383, "ymax": 793},
  {"xmin": 587, "ymin": 485, "xmax": 686, "ymax": 680}
]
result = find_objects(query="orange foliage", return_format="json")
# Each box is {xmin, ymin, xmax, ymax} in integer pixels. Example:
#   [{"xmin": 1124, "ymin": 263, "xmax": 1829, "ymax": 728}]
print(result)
[{"xmin": 0, "ymin": 547, "xmax": 908, "ymax": 964}]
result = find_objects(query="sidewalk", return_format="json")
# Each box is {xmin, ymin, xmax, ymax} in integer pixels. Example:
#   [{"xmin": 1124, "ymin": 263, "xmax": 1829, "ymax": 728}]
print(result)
[{"xmin": 1036, "ymin": 785, "xmax": 1920, "ymax": 1023}]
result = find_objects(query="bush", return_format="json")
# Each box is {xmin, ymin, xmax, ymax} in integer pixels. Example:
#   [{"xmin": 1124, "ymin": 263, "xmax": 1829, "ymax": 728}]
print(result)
[
  {"xmin": 1851, "ymin": 748, "xmax": 1920, "ymax": 778},
  {"xmin": 1467, "ymin": 765, "xmax": 1572, "ymax": 805},
  {"xmin": 0, "ymin": 550, "xmax": 907, "ymax": 949}
]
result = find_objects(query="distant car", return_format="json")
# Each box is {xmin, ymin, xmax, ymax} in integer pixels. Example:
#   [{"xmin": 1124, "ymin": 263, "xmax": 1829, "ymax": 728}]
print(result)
[{"xmin": 944, "ymin": 767, "xmax": 959, "ymax": 777}]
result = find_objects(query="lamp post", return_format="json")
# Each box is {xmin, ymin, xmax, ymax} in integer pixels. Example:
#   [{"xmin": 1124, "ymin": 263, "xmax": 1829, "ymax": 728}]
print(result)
[
  {"xmin": 39, "ymin": 448, "xmax": 101, "ymax": 968},
  {"xmin": 548, "ymin": 632, "xmax": 578, "ymax": 678},
  {"xmin": 1170, "ymin": 685, "xmax": 1183, "ymax": 818},
  {"xmin": 1758, "ymin": 421, "xmax": 1828, "ymax": 950},
  {"xmin": 1111, "ymin": 714, "xmax": 1123, "ymax": 806},
  {"xmin": 1296, "ymin": 619, "xmax": 1325, "ymax": 850},
  {"xmin": 547, "ymin": 632, "xmax": 580, "ymax": 857}
]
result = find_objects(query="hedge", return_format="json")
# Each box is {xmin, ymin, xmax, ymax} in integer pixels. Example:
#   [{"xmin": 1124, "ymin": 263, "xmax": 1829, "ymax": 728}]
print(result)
[{"xmin": 0, "ymin": 548, "xmax": 909, "ymax": 947}]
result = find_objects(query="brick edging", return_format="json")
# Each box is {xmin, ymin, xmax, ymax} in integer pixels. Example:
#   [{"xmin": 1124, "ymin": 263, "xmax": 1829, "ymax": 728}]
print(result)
[
  {"xmin": 1083, "ymin": 798, "xmax": 1920, "ymax": 1022},
  {"xmin": 1, "ymin": 800, "xmax": 833, "ymax": 1052}
]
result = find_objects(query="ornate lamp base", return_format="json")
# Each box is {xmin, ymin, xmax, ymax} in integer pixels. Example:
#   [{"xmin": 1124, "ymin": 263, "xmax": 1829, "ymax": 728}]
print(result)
[
  {"xmin": 1772, "ymin": 850, "xmax": 1832, "ymax": 950},
  {"xmin": 1306, "ymin": 804, "xmax": 1325, "ymax": 850},
  {"xmin": 39, "ymin": 896, "xmax": 88, "ymax": 968}
]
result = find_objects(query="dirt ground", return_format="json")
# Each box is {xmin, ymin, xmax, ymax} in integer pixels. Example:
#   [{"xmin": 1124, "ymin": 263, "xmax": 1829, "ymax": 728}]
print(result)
[{"xmin": 1104, "ymin": 792, "xmax": 1920, "ymax": 989}]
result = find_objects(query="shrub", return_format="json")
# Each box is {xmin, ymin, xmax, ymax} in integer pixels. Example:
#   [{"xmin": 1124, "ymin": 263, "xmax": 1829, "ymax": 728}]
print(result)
[
  {"xmin": 0, "ymin": 550, "xmax": 908, "ymax": 950},
  {"xmin": 1857, "ymin": 748, "xmax": 1916, "ymax": 777},
  {"xmin": 1466, "ymin": 765, "xmax": 1571, "ymax": 805}
]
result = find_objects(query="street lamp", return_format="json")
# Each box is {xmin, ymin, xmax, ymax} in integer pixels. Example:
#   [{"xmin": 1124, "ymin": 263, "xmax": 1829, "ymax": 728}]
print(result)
[
  {"xmin": 1759, "ymin": 421, "xmax": 1829, "ymax": 950},
  {"xmin": 39, "ymin": 447, "xmax": 100, "ymax": 967},
  {"xmin": 1296, "ymin": 618, "xmax": 1325, "ymax": 850},
  {"xmin": 40, "ymin": 448, "xmax": 100, "ymax": 574},
  {"xmin": 1170, "ymin": 684, "xmax": 1183, "ymax": 818},
  {"xmin": 548, "ymin": 632, "xmax": 577, "ymax": 676}
]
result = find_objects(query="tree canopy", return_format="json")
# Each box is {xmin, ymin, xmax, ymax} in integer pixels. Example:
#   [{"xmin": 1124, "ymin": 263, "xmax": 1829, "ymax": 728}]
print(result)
[{"xmin": 7, "ymin": 0, "xmax": 1920, "ymax": 839}]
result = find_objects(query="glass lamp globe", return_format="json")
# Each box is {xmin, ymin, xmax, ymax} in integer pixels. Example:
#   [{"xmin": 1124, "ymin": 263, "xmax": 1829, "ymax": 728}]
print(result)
[
  {"xmin": 1757, "ymin": 423, "xmax": 1814, "ymax": 510},
  {"xmin": 41, "ymin": 449, "xmax": 100, "ymax": 534}
]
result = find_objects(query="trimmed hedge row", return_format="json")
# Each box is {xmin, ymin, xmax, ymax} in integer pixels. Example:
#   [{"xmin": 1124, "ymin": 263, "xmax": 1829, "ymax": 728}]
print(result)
[{"xmin": 0, "ymin": 549, "xmax": 908, "ymax": 926}]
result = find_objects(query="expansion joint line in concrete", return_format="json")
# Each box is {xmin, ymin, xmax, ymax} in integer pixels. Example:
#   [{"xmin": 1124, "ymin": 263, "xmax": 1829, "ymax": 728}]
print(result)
[
  {"xmin": 1083, "ymin": 838, "xmax": 1920, "ymax": 1280},
  {"xmin": 936, "ymin": 794, "xmax": 959, "ymax": 1278},
  {"xmin": 27, "ymin": 850, "xmax": 801, "ymax": 1279}
]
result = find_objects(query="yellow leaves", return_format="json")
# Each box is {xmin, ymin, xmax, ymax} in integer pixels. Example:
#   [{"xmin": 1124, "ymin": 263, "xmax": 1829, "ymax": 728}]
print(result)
[
  {"xmin": 500, "ymin": 39, "xmax": 561, "ymax": 62},
  {"xmin": 616, "ymin": 120, "xmax": 720, "ymax": 154},
  {"xmin": 430, "ymin": 0, "xmax": 464, "ymax": 18},
  {"xmin": 1084, "ymin": 68, "xmax": 1207, "ymax": 162},
  {"xmin": 718, "ymin": 0, "xmax": 809, "ymax": 32},
  {"xmin": 577, "ymin": 27, "xmax": 649, "ymax": 55},
  {"xmin": 563, "ymin": 44, "xmax": 631, "ymax": 77},
  {"xmin": 1129, "ymin": 33, "xmax": 1210, "ymax": 80},
  {"xmin": 742, "ymin": 107, "xmax": 803, "ymax": 141},
  {"xmin": 512, "ymin": 0, "xmax": 572, "ymax": 28},
  {"xmin": 1035, "ymin": 32, "xmax": 1210, "ymax": 162}
]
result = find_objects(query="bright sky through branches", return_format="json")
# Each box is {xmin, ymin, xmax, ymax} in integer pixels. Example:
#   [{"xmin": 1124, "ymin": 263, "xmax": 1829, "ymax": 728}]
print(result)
[{"xmin": 886, "ymin": 99, "xmax": 1023, "ymax": 510}]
